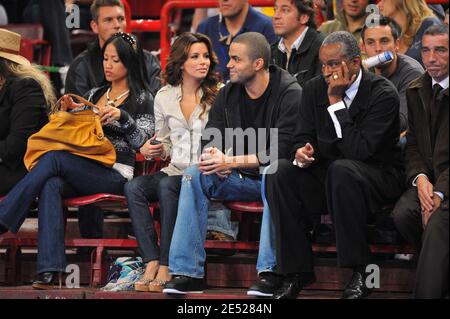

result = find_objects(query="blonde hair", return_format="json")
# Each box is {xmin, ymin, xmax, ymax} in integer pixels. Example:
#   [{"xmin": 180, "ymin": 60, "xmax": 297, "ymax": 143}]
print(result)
[
  {"xmin": 0, "ymin": 59, "xmax": 56, "ymax": 109},
  {"xmin": 393, "ymin": 0, "xmax": 435, "ymax": 48}
]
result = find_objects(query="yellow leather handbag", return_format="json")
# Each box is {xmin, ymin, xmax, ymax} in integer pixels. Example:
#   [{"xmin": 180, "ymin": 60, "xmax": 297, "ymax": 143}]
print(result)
[{"xmin": 24, "ymin": 93, "xmax": 116, "ymax": 171}]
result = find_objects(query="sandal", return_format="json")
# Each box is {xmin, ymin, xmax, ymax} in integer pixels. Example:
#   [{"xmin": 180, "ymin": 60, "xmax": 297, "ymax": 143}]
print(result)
[
  {"xmin": 148, "ymin": 279, "xmax": 167, "ymax": 293},
  {"xmin": 134, "ymin": 278, "xmax": 153, "ymax": 292}
]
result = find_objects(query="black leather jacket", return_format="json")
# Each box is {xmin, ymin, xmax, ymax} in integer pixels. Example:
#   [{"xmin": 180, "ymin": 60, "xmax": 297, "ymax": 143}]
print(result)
[{"xmin": 65, "ymin": 40, "xmax": 161, "ymax": 97}]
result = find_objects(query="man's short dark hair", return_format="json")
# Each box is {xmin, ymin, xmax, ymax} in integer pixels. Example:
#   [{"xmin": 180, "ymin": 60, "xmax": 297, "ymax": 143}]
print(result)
[
  {"xmin": 291, "ymin": 0, "xmax": 317, "ymax": 30},
  {"xmin": 361, "ymin": 16, "xmax": 402, "ymax": 42},
  {"xmin": 232, "ymin": 32, "xmax": 271, "ymax": 70},
  {"xmin": 90, "ymin": 0, "xmax": 124, "ymax": 22},
  {"xmin": 422, "ymin": 24, "xmax": 449, "ymax": 38},
  {"xmin": 322, "ymin": 31, "xmax": 361, "ymax": 60}
]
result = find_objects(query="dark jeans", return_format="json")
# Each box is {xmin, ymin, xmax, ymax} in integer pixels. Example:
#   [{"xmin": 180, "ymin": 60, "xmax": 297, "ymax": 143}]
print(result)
[
  {"xmin": 124, "ymin": 171, "xmax": 182, "ymax": 266},
  {"xmin": 0, "ymin": 151, "xmax": 127, "ymax": 274},
  {"xmin": 77, "ymin": 205, "xmax": 104, "ymax": 239}
]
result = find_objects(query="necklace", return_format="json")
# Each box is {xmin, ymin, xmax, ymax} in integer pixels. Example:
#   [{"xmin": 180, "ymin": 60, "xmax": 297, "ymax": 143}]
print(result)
[{"xmin": 106, "ymin": 87, "xmax": 130, "ymax": 107}]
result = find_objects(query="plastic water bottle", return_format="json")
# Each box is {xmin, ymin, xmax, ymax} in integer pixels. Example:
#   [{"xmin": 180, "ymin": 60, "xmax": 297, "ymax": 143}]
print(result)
[{"xmin": 363, "ymin": 51, "xmax": 394, "ymax": 68}]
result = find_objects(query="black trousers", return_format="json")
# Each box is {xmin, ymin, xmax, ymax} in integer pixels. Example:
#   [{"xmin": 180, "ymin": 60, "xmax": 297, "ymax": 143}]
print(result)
[
  {"xmin": 266, "ymin": 159, "xmax": 403, "ymax": 275},
  {"xmin": 392, "ymin": 188, "xmax": 449, "ymax": 298}
]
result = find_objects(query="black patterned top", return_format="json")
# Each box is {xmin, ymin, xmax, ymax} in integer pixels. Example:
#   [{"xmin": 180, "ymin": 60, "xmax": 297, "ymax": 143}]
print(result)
[{"xmin": 85, "ymin": 85, "xmax": 155, "ymax": 169}]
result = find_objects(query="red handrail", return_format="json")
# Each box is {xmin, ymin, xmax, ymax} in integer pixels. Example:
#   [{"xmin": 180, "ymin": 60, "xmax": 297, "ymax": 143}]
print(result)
[
  {"xmin": 160, "ymin": 0, "xmax": 275, "ymax": 69},
  {"xmin": 130, "ymin": 19, "xmax": 161, "ymax": 32},
  {"xmin": 159, "ymin": 0, "xmax": 448, "ymax": 69}
]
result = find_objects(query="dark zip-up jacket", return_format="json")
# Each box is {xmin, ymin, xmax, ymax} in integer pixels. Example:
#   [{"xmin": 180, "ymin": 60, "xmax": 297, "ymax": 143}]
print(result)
[
  {"xmin": 271, "ymin": 28, "xmax": 324, "ymax": 87},
  {"xmin": 201, "ymin": 65, "xmax": 302, "ymax": 178}
]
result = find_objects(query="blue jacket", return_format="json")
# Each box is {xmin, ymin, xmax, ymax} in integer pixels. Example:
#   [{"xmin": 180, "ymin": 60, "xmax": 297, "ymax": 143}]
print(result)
[{"xmin": 197, "ymin": 6, "xmax": 277, "ymax": 81}]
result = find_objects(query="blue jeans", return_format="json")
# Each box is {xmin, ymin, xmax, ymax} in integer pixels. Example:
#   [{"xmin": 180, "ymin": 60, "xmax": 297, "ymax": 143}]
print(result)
[
  {"xmin": 0, "ymin": 151, "xmax": 127, "ymax": 274},
  {"xmin": 168, "ymin": 165, "xmax": 261, "ymax": 278},
  {"xmin": 256, "ymin": 165, "xmax": 277, "ymax": 274}
]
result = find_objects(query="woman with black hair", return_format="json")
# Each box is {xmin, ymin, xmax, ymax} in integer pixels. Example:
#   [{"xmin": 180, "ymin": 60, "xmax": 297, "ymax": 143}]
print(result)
[
  {"xmin": 0, "ymin": 31, "xmax": 155, "ymax": 289},
  {"xmin": 124, "ymin": 32, "xmax": 221, "ymax": 293}
]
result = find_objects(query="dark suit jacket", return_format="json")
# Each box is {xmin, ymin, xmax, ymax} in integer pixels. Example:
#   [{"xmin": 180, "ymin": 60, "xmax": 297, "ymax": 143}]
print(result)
[
  {"xmin": 271, "ymin": 28, "xmax": 324, "ymax": 87},
  {"xmin": 292, "ymin": 70, "xmax": 403, "ymax": 173},
  {"xmin": 405, "ymin": 73, "xmax": 449, "ymax": 198},
  {"xmin": 0, "ymin": 77, "xmax": 48, "ymax": 195}
]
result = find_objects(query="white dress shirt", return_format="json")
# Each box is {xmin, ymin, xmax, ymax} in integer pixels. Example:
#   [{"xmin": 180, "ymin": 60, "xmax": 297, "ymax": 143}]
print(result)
[
  {"xmin": 327, "ymin": 70, "xmax": 362, "ymax": 138},
  {"xmin": 277, "ymin": 27, "xmax": 309, "ymax": 69}
]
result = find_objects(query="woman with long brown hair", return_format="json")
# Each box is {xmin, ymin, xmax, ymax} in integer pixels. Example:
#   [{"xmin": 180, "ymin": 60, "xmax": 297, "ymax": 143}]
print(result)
[
  {"xmin": 378, "ymin": 0, "xmax": 442, "ymax": 65},
  {"xmin": 124, "ymin": 32, "xmax": 221, "ymax": 293}
]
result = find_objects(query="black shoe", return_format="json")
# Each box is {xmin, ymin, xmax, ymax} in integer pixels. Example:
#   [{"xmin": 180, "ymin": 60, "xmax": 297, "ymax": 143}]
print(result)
[
  {"xmin": 32, "ymin": 272, "xmax": 63, "ymax": 290},
  {"xmin": 162, "ymin": 275, "xmax": 205, "ymax": 294},
  {"xmin": 247, "ymin": 272, "xmax": 282, "ymax": 297},
  {"xmin": 272, "ymin": 272, "xmax": 316, "ymax": 299},
  {"xmin": 341, "ymin": 271, "xmax": 372, "ymax": 299}
]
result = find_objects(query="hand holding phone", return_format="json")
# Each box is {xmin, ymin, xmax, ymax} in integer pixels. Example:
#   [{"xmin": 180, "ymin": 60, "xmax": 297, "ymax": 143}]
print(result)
[
  {"xmin": 150, "ymin": 139, "xmax": 162, "ymax": 145},
  {"xmin": 140, "ymin": 136, "xmax": 163, "ymax": 159}
]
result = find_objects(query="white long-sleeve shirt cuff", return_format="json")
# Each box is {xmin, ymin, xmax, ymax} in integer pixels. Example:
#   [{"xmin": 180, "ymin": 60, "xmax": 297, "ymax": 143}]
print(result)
[
  {"xmin": 434, "ymin": 192, "xmax": 444, "ymax": 200},
  {"xmin": 293, "ymin": 159, "xmax": 307, "ymax": 168},
  {"xmin": 412, "ymin": 173, "xmax": 428, "ymax": 186},
  {"xmin": 327, "ymin": 101, "xmax": 346, "ymax": 138}
]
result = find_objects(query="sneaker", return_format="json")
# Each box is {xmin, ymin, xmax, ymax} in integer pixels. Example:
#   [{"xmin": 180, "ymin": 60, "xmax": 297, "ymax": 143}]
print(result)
[
  {"xmin": 247, "ymin": 272, "xmax": 282, "ymax": 297},
  {"xmin": 101, "ymin": 257, "xmax": 144, "ymax": 291},
  {"xmin": 108, "ymin": 267, "xmax": 144, "ymax": 291},
  {"xmin": 162, "ymin": 275, "xmax": 204, "ymax": 294}
]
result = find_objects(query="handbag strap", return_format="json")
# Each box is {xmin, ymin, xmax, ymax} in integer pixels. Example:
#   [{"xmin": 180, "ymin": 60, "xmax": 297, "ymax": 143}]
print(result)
[{"xmin": 52, "ymin": 93, "xmax": 103, "ymax": 114}]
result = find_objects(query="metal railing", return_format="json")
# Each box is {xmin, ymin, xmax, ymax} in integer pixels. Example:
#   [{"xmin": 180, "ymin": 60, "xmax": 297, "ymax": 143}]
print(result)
[{"xmin": 126, "ymin": 0, "xmax": 448, "ymax": 69}]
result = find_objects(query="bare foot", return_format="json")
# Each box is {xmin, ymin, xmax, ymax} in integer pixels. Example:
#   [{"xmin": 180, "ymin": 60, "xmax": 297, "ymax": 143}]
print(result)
[
  {"xmin": 148, "ymin": 266, "xmax": 172, "ymax": 293},
  {"xmin": 135, "ymin": 260, "xmax": 160, "ymax": 292},
  {"xmin": 154, "ymin": 265, "xmax": 171, "ymax": 282},
  {"xmin": 143, "ymin": 260, "xmax": 160, "ymax": 280}
]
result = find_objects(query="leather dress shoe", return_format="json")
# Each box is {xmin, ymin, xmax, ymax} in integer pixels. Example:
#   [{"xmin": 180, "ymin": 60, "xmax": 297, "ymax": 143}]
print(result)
[
  {"xmin": 341, "ymin": 271, "xmax": 372, "ymax": 299},
  {"xmin": 32, "ymin": 272, "xmax": 63, "ymax": 290},
  {"xmin": 272, "ymin": 272, "xmax": 316, "ymax": 299}
]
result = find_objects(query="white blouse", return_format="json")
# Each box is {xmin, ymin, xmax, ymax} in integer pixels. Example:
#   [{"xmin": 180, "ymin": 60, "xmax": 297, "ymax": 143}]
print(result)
[{"xmin": 154, "ymin": 84, "xmax": 218, "ymax": 176}]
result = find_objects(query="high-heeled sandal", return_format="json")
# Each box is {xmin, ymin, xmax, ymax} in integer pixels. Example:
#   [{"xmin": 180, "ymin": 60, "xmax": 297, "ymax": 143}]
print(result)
[
  {"xmin": 134, "ymin": 278, "xmax": 153, "ymax": 292},
  {"xmin": 148, "ymin": 279, "xmax": 168, "ymax": 293},
  {"xmin": 32, "ymin": 272, "xmax": 63, "ymax": 290}
]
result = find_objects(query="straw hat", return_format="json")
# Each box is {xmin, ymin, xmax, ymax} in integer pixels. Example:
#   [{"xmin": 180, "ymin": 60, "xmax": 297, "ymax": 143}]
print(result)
[{"xmin": 0, "ymin": 28, "xmax": 31, "ymax": 66}]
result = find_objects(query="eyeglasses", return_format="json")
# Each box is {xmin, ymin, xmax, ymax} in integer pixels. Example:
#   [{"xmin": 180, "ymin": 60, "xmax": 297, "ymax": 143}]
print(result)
[
  {"xmin": 321, "ymin": 59, "xmax": 347, "ymax": 70},
  {"xmin": 321, "ymin": 57, "xmax": 356, "ymax": 70}
]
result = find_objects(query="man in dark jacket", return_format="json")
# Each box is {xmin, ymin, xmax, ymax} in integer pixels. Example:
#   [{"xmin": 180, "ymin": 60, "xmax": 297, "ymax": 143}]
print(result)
[
  {"xmin": 65, "ymin": 0, "xmax": 161, "ymax": 97},
  {"xmin": 271, "ymin": 0, "xmax": 324, "ymax": 87},
  {"xmin": 162, "ymin": 32, "xmax": 301, "ymax": 295},
  {"xmin": 392, "ymin": 25, "xmax": 449, "ymax": 299},
  {"xmin": 263, "ymin": 31, "xmax": 404, "ymax": 299}
]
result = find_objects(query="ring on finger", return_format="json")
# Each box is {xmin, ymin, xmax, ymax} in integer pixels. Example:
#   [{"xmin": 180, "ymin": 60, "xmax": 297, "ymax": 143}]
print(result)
[{"xmin": 333, "ymin": 74, "xmax": 339, "ymax": 80}]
